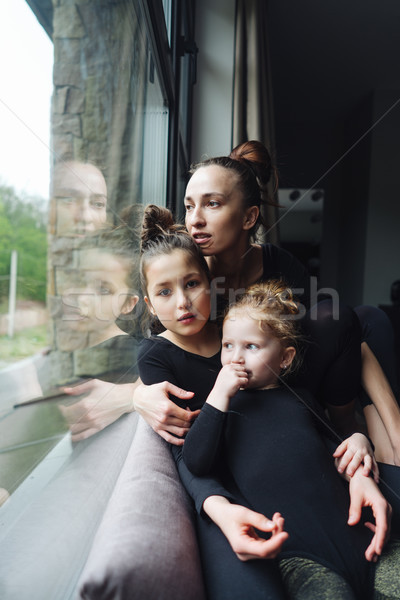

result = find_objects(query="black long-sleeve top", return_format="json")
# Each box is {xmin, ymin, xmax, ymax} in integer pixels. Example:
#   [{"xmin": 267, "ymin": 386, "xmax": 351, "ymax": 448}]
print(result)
[{"xmin": 183, "ymin": 387, "xmax": 375, "ymax": 596}]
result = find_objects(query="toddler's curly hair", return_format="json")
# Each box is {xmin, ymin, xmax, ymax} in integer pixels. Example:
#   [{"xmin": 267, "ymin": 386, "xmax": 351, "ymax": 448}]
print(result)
[{"xmin": 224, "ymin": 280, "xmax": 303, "ymax": 376}]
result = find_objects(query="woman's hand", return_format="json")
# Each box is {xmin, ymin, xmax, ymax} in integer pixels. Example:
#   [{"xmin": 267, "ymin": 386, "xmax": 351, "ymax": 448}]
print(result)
[
  {"xmin": 333, "ymin": 433, "xmax": 379, "ymax": 482},
  {"xmin": 60, "ymin": 379, "xmax": 139, "ymax": 441},
  {"xmin": 133, "ymin": 381, "xmax": 200, "ymax": 445},
  {"xmin": 347, "ymin": 466, "xmax": 391, "ymax": 562},
  {"xmin": 203, "ymin": 496, "xmax": 288, "ymax": 561}
]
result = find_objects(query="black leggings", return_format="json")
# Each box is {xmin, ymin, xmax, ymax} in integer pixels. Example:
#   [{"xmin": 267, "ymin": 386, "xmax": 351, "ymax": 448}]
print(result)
[
  {"xmin": 196, "ymin": 513, "xmax": 288, "ymax": 600},
  {"xmin": 295, "ymin": 299, "xmax": 362, "ymax": 407},
  {"xmin": 378, "ymin": 462, "xmax": 400, "ymax": 537}
]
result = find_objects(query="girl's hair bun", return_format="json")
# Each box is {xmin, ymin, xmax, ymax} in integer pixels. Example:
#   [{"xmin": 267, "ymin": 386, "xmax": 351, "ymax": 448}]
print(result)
[{"xmin": 141, "ymin": 204, "xmax": 186, "ymax": 250}]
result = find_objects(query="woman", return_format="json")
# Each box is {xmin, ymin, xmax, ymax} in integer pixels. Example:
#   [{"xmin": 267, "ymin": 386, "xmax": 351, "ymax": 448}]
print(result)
[
  {"xmin": 132, "ymin": 142, "xmax": 400, "ymax": 597},
  {"xmin": 61, "ymin": 150, "xmax": 396, "ymax": 596}
]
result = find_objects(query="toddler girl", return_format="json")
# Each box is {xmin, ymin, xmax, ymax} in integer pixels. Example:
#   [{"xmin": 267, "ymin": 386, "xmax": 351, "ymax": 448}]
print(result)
[{"xmin": 182, "ymin": 281, "xmax": 400, "ymax": 600}]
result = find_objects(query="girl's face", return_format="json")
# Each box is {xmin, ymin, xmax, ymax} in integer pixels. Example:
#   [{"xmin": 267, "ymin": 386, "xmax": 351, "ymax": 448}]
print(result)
[
  {"xmin": 184, "ymin": 165, "xmax": 258, "ymax": 256},
  {"xmin": 221, "ymin": 311, "xmax": 295, "ymax": 389},
  {"xmin": 145, "ymin": 249, "xmax": 211, "ymax": 339},
  {"xmin": 61, "ymin": 249, "xmax": 137, "ymax": 333}
]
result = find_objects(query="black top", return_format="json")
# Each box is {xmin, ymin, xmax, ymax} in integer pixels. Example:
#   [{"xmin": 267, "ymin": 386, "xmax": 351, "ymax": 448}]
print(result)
[
  {"xmin": 261, "ymin": 244, "xmax": 311, "ymax": 310},
  {"xmin": 211, "ymin": 243, "xmax": 312, "ymax": 327},
  {"xmin": 138, "ymin": 336, "xmax": 221, "ymax": 410},
  {"xmin": 183, "ymin": 388, "xmax": 374, "ymax": 597},
  {"xmin": 137, "ymin": 236, "xmax": 321, "ymax": 515}
]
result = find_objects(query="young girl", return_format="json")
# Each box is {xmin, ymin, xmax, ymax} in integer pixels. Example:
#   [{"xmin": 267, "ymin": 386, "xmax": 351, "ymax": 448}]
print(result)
[
  {"xmin": 137, "ymin": 204, "xmax": 390, "ymax": 600},
  {"xmin": 181, "ymin": 281, "xmax": 400, "ymax": 600}
]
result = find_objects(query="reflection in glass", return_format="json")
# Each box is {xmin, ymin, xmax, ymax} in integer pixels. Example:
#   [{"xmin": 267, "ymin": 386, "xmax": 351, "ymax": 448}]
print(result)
[
  {"xmin": 50, "ymin": 162, "xmax": 108, "ymax": 237},
  {"xmin": 2, "ymin": 0, "xmax": 169, "ymax": 500}
]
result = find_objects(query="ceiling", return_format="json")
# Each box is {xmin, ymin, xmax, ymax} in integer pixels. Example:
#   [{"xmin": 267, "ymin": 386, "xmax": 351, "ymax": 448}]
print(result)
[
  {"xmin": 26, "ymin": 0, "xmax": 53, "ymax": 38},
  {"xmin": 268, "ymin": 0, "xmax": 400, "ymax": 125}
]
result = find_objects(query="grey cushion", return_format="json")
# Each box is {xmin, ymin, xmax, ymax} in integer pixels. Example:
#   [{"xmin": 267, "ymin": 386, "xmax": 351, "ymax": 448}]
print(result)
[
  {"xmin": 0, "ymin": 412, "xmax": 139, "ymax": 600},
  {"xmin": 78, "ymin": 417, "xmax": 206, "ymax": 600}
]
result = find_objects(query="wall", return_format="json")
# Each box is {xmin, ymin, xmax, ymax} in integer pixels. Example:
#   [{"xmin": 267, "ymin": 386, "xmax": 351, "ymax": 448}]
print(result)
[
  {"xmin": 363, "ymin": 90, "xmax": 400, "ymax": 305},
  {"xmin": 336, "ymin": 96, "xmax": 372, "ymax": 307},
  {"xmin": 336, "ymin": 90, "xmax": 400, "ymax": 306}
]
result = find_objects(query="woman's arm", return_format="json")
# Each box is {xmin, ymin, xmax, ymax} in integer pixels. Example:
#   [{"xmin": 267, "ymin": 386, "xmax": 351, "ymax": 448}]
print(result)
[
  {"xmin": 133, "ymin": 380, "xmax": 198, "ymax": 444},
  {"xmin": 60, "ymin": 379, "xmax": 139, "ymax": 442},
  {"xmin": 60, "ymin": 378, "xmax": 197, "ymax": 443},
  {"xmin": 361, "ymin": 342, "xmax": 400, "ymax": 465}
]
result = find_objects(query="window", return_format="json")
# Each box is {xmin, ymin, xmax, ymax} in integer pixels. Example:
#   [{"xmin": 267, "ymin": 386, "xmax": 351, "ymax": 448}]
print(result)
[{"xmin": 1, "ymin": 0, "xmax": 196, "ymax": 501}]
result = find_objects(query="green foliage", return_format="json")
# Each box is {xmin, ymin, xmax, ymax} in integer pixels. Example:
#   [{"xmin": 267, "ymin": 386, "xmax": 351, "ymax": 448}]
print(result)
[
  {"xmin": 0, "ymin": 183, "xmax": 48, "ymax": 302},
  {"xmin": 0, "ymin": 324, "xmax": 48, "ymax": 364}
]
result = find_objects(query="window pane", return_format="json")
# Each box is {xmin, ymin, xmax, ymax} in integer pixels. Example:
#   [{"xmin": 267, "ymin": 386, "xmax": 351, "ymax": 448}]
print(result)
[
  {"xmin": 1, "ymin": 0, "xmax": 170, "ymax": 499},
  {"xmin": 162, "ymin": 0, "xmax": 172, "ymax": 45}
]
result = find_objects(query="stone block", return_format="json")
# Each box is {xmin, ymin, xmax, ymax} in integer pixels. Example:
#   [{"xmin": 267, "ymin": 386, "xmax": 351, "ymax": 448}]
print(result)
[
  {"xmin": 66, "ymin": 87, "xmax": 85, "ymax": 114},
  {"xmin": 54, "ymin": 38, "xmax": 81, "ymax": 64},
  {"xmin": 51, "ymin": 133, "xmax": 74, "ymax": 162},
  {"xmin": 53, "ymin": 114, "xmax": 82, "ymax": 137},
  {"xmin": 87, "ymin": 141, "xmax": 108, "ymax": 168},
  {"xmin": 53, "ymin": 5, "xmax": 86, "ymax": 39},
  {"xmin": 53, "ymin": 63, "xmax": 82, "ymax": 88},
  {"xmin": 53, "ymin": 87, "xmax": 69, "ymax": 114},
  {"xmin": 72, "ymin": 136, "xmax": 87, "ymax": 159}
]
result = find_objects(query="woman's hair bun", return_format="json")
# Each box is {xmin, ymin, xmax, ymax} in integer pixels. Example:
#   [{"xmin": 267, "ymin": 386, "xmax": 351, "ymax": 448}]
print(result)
[{"xmin": 230, "ymin": 140, "xmax": 273, "ymax": 187}]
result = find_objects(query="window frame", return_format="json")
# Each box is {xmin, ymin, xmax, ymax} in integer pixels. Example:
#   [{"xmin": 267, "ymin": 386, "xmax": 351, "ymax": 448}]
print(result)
[{"xmin": 140, "ymin": 0, "xmax": 197, "ymax": 215}]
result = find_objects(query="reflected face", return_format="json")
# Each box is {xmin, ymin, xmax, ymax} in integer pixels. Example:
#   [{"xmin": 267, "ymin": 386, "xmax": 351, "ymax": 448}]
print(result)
[
  {"xmin": 61, "ymin": 249, "xmax": 137, "ymax": 334},
  {"xmin": 221, "ymin": 311, "xmax": 287, "ymax": 389},
  {"xmin": 184, "ymin": 165, "xmax": 252, "ymax": 256},
  {"xmin": 52, "ymin": 162, "xmax": 107, "ymax": 236},
  {"xmin": 144, "ymin": 249, "xmax": 211, "ymax": 339}
]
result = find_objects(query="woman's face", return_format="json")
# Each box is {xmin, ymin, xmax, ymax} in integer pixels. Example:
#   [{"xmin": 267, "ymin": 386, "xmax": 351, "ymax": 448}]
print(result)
[
  {"xmin": 184, "ymin": 165, "xmax": 257, "ymax": 256},
  {"xmin": 52, "ymin": 162, "xmax": 108, "ymax": 236}
]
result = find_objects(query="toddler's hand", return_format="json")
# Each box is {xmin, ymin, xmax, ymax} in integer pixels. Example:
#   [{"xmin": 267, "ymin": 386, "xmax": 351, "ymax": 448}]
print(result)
[
  {"xmin": 206, "ymin": 364, "xmax": 248, "ymax": 412},
  {"xmin": 214, "ymin": 363, "xmax": 249, "ymax": 398}
]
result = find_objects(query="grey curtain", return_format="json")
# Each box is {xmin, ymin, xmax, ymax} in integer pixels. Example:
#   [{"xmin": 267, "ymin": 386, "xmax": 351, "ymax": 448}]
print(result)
[{"xmin": 232, "ymin": 0, "xmax": 279, "ymax": 244}]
